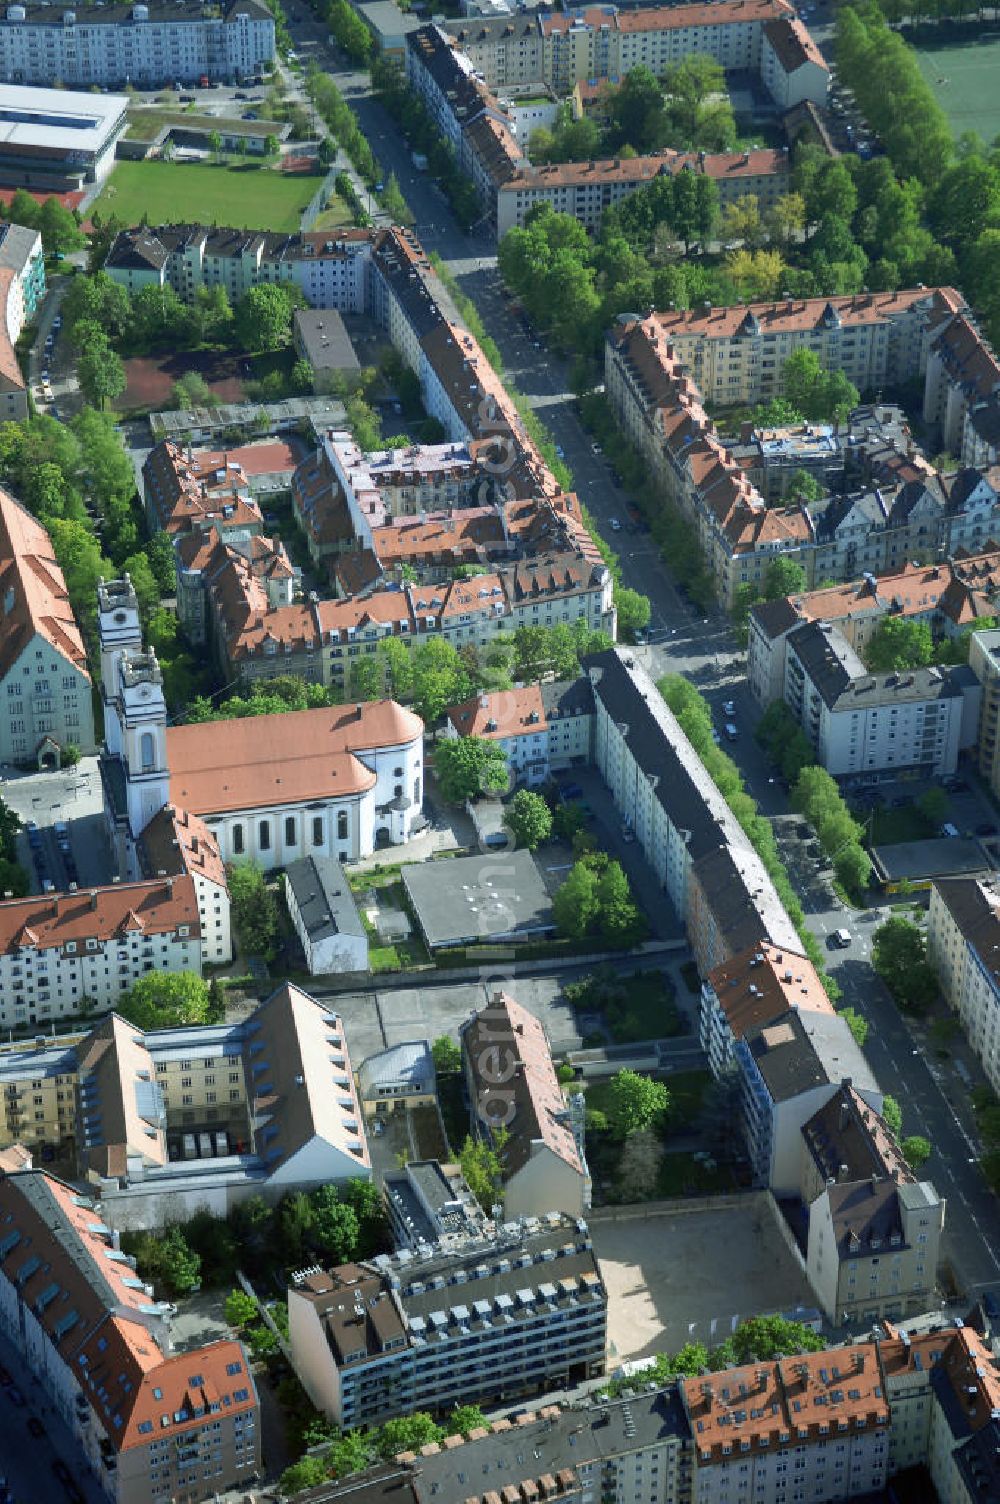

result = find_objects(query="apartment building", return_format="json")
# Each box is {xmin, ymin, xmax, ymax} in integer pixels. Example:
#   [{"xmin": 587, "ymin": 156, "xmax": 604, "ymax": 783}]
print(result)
[
  {"xmin": 175, "ymin": 525, "xmax": 294, "ymax": 649},
  {"xmin": 682, "ymin": 1345, "xmax": 890, "ymax": 1504},
  {"xmin": 0, "ymin": 486, "xmax": 95, "ymax": 764},
  {"xmin": 782, "ymin": 618, "xmax": 980, "ymax": 780},
  {"xmin": 927, "ymin": 876, "xmax": 1000, "ymax": 1098},
  {"xmin": 105, "ymin": 224, "xmax": 373, "ymax": 309},
  {"xmin": 800, "ymin": 1083, "xmax": 944, "ymax": 1324},
  {"xmin": 0, "ymin": 0, "xmax": 274, "ymax": 88},
  {"xmin": 445, "ymin": 683, "xmax": 551, "ymax": 786},
  {"xmin": 0, "ymin": 876, "xmax": 200, "ymax": 1031},
  {"xmin": 495, "ymin": 147, "xmax": 790, "ymax": 237},
  {"xmin": 0, "ymin": 220, "xmax": 43, "ymax": 421},
  {"xmin": 968, "ymin": 626, "xmax": 1000, "ymax": 801},
  {"xmin": 0, "ymin": 1170, "xmax": 259, "ymax": 1504},
  {"xmin": 747, "ymin": 561, "xmax": 960, "ymax": 707},
  {"xmin": 288, "ymin": 1213, "xmax": 607, "ymax": 1427},
  {"xmin": 136, "ymin": 803, "xmax": 231, "ymax": 965},
  {"xmin": 141, "ymin": 439, "xmax": 263, "ymax": 538},
  {"xmin": 928, "ymin": 1322, "xmax": 1000, "ymax": 1504},
  {"xmin": 461, "ymin": 990, "xmax": 590, "ymax": 1220},
  {"xmin": 923, "ymin": 310, "xmax": 1000, "ymax": 467},
  {"xmin": 759, "ymin": 16, "xmax": 829, "ymax": 108},
  {"xmin": 585, "ymin": 648, "xmax": 801, "ymax": 971},
  {"xmin": 0, "ymin": 982, "xmax": 369, "ymax": 1229}
]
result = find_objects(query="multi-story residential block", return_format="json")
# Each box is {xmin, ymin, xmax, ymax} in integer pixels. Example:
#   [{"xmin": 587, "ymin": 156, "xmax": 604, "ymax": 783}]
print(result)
[
  {"xmin": 445, "ymin": 683, "xmax": 551, "ymax": 786},
  {"xmin": 727, "ymin": 420, "xmax": 844, "ymax": 504},
  {"xmin": 0, "ymin": 1, "xmax": 274, "ymax": 88},
  {"xmin": 0, "ymin": 875, "xmax": 201, "ymax": 1030},
  {"xmin": 141, "ymin": 439, "xmax": 263, "ymax": 537},
  {"xmin": 928, "ymin": 1321, "xmax": 1000, "ymax": 1504},
  {"xmin": 495, "ymin": 147, "xmax": 790, "ymax": 237},
  {"xmin": 461, "ymin": 990, "xmax": 590, "ymax": 1220},
  {"xmin": 927, "ymin": 875, "xmax": 1000, "ymax": 1098},
  {"xmin": 923, "ymin": 310, "xmax": 1000, "ymax": 466},
  {"xmin": 700, "ymin": 942, "xmax": 880, "ymax": 1194},
  {"xmin": 175, "ymin": 524, "xmax": 294, "ymax": 649},
  {"xmin": 782, "ymin": 618, "xmax": 980, "ymax": 780},
  {"xmin": 682, "ymin": 1345, "xmax": 890, "ymax": 1504},
  {"xmin": 0, "ymin": 1170, "xmax": 260, "ymax": 1504},
  {"xmin": 585, "ymin": 648, "xmax": 801, "ymax": 971},
  {"xmin": 97, "ymin": 576, "xmax": 426, "ymax": 874},
  {"xmin": 759, "ymin": 16, "xmax": 829, "ymax": 108},
  {"xmin": 967, "ymin": 626, "xmax": 1000, "ymax": 801},
  {"xmin": 800, "ymin": 1083, "xmax": 943, "ymax": 1323},
  {"xmin": 288, "ymin": 1212, "xmax": 606, "ymax": 1427},
  {"xmin": 135, "ymin": 802, "xmax": 232, "ymax": 965},
  {"xmin": 283, "ymin": 854, "xmax": 368, "ymax": 975},
  {"xmin": 0, "ymin": 220, "xmax": 43, "ymax": 421},
  {"xmin": 105, "ymin": 224, "xmax": 373, "ymax": 309},
  {"xmin": 748, "ymin": 561, "xmax": 959, "ymax": 707},
  {"xmin": 0, "ymin": 486, "xmax": 95, "ymax": 764},
  {"xmin": 0, "ymin": 982, "xmax": 369, "ymax": 1228}
]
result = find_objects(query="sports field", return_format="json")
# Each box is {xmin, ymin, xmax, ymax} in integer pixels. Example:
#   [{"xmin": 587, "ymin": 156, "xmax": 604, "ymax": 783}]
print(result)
[
  {"xmin": 91, "ymin": 159, "xmax": 318, "ymax": 233},
  {"xmin": 913, "ymin": 33, "xmax": 1000, "ymax": 141}
]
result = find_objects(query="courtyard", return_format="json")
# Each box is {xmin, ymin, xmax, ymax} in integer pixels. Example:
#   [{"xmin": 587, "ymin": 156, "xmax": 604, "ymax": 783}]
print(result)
[{"xmin": 590, "ymin": 1196, "xmax": 817, "ymax": 1363}]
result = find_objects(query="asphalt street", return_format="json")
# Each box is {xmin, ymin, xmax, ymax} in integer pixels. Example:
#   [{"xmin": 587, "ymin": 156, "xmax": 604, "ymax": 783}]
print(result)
[{"xmin": 229, "ymin": 4, "xmax": 1000, "ymax": 1304}]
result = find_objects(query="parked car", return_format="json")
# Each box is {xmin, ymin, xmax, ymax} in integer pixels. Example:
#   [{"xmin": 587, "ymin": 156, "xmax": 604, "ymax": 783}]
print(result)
[
  {"xmin": 26, "ymin": 1415, "xmax": 45, "ymax": 1438},
  {"xmin": 5, "ymin": 1386, "xmax": 24, "ymax": 1407},
  {"xmin": 723, "ymin": 700, "xmax": 736, "ymax": 717},
  {"xmin": 833, "ymin": 928, "xmax": 852, "ymax": 948},
  {"xmin": 724, "ymin": 723, "xmax": 738, "ymax": 742},
  {"xmin": 609, "ymin": 518, "xmax": 622, "ymax": 531},
  {"xmin": 976, "ymin": 822, "xmax": 998, "ymax": 837}
]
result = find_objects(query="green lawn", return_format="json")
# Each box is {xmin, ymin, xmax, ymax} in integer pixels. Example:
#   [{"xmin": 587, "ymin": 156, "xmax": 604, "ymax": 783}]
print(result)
[
  {"xmin": 656, "ymin": 1150, "xmax": 731, "ymax": 1198},
  {"xmin": 913, "ymin": 32, "xmax": 1000, "ymax": 141},
  {"xmin": 866, "ymin": 804, "xmax": 934, "ymax": 847},
  {"xmin": 91, "ymin": 160, "xmax": 318, "ymax": 233}
]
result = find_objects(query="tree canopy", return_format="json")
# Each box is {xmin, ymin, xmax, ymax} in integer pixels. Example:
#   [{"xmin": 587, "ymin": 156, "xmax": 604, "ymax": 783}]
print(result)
[
  {"xmin": 119, "ymin": 972, "xmax": 210, "ymax": 1030},
  {"xmin": 872, "ymin": 917, "xmax": 939, "ymax": 1014},
  {"xmin": 607, "ymin": 1069, "xmax": 669, "ymax": 1139},
  {"xmin": 434, "ymin": 736, "xmax": 509, "ymax": 804},
  {"xmin": 505, "ymin": 789, "xmax": 553, "ymax": 850}
]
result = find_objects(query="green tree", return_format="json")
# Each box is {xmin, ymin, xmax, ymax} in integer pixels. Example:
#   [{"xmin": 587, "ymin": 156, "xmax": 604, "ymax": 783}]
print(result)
[
  {"xmin": 606, "ymin": 1069, "xmax": 669, "ymax": 1140},
  {"xmin": 37, "ymin": 195, "xmax": 86, "ymax": 255},
  {"xmin": 902, "ymin": 1134, "xmax": 932, "ymax": 1169},
  {"xmin": 616, "ymin": 586, "xmax": 652, "ymax": 639},
  {"xmin": 224, "ymin": 1288, "xmax": 259, "ymax": 1328},
  {"xmin": 763, "ymin": 555, "xmax": 807, "ymax": 599},
  {"xmin": 431, "ymin": 1035, "xmax": 461, "ymax": 1074},
  {"xmin": 377, "ymin": 1414, "xmax": 445, "ymax": 1460},
  {"xmin": 838, "ymin": 1007, "xmax": 869, "ymax": 1048},
  {"xmin": 119, "ymin": 972, "xmax": 210, "ymax": 1030},
  {"xmin": 121, "ymin": 552, "xmax": 160, "ymax": 621},
  {"xmin": 157, "ymin": 1226, "xmax": 202, "ymax": 1296},
  {"xmin": 234, "ymin": 284, "xmax": 295, "ymax": 352},
  {"xmin": 227, "ymin": 862, "xmax": 279, "ymax": 957},
  {"xmin": 728, "ymin": 1315, "xmax": 825, "ymax": 1362},
  {"xmin": 553, "ymin": 859, "xmax": 600, "ymax": 939},
  {"xmin": 411, "ymin": 636, "xmax": 472, "ymax": 723},
  {"xmin": 77, "ymin": 336, "xmax": 126, "ymax": 410},
  {"xmin": 434, "ymin": 736, "xmax": 508, "ymax": 803},
  {"xmin": 280, "ymin": 1458, "xmax": 328, "ymax": 1494},
  {"xmin": 459, "ymin": 1129, "xmax": 508, "ymax": 1210},
  {"xmin": 62, "ymin": 271, "xmax": 132, "ymax": 343},
  {"xmin": 872, "ymin": 917, "xmax": 938, "ymax": 1013},
  {"xmin": 309, "ymin": 1185, "xmax": 360, "ymax": 1263},
  {"xmin": 864, "ymin": 617, "xmax": 934, "ymax": 671},
  {"xmin": 882, "ymin": 1094, "xmax": 903, "ymax": 1138},
  {"xmin": 784, "ymin": 467, "xmax": 823, "ymax": 503},
  {"xmin": 449, "ymin": 1405, "xmax": 488, "ymax": 1437},
  {"xmin": 782, "ymin": 347, "xmax": 859, "ymax": 423},
  {"xmin": 596, "ymin": 860, "xmax": 644, "ymax": 946},
  {"xmin": 378, "ymin": 634, "xmax": 414, "ymax": 700},
  {"xmin": 833, "ymin": 841, "xmax": 872, "ymax": 897},
  {"xmin": 506, "ymin": 789, "xmax": 553, "ymax": 851},
  {"xmin": 276, "ymin": 1191, "xmax": 315, "ymax": 1266}
]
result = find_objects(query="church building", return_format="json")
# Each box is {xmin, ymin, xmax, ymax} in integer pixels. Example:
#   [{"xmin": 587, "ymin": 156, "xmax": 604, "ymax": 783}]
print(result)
[{"xmin": 98, "ymin": 577, "xmax": 426, "ymax": 885}]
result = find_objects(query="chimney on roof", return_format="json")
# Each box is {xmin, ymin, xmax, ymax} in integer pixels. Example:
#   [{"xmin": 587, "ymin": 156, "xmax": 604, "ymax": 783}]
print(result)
[
  {"xmin": 90, "ymin": 890, "xmax": 98, "ymax": 911},
  {"xmin": 839, "ymin": 1098, "xmax": 849, "ymax": 1131},
  {"xmin": 870, "ymin": 1174, "xmax": 878, "ymax": 1196},
  {"xmin": 165, "ymin": 877, "xmax": 173, "ymax": 898},
  {"xmin": 838, "ymin": 1163, "xmax": 849, "ymax": 1182}
]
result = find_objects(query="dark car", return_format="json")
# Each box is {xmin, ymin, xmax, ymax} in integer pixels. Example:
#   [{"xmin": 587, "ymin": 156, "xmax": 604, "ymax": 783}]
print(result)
[
  {"xmin": 6, "ymin": 1385, "xmax": 24, "ymax": 1407},
  {"xmin": 946, "ymin": 778, "xmax": 970, "ymax": 793},
  {"xmin": 891, "ymin": 795, "xmax": 913, "ymax": 808},
  {"xmin": 27, "ymin": 1415, "xmax": 45, "ymax": 1437},
  {"xmin": 977, "ymin": 822, "xmax": 998, "ymax": 837}
]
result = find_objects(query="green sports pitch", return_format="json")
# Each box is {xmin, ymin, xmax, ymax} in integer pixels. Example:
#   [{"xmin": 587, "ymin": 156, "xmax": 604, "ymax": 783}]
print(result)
[
  {"xmin": 914, "ymin": 32, "xmax": 1000, "ymax": 142},
  {"xmin": 91, "ymin": 159, "xmax": 318, "ymax": 234}
]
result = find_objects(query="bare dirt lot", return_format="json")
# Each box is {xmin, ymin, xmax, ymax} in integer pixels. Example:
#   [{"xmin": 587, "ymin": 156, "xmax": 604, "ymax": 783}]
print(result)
[{"xmin": 590, "ymin": 1195, "xmax": 817, "ymax": 1363}]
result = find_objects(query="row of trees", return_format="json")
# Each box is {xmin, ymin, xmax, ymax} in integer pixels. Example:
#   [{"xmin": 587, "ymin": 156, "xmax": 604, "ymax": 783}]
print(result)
[
  {"xmin": 0, "ymin": 798, "xmax": 27, "ymax": 898},
  {"xmin": 280, "ymin": 1406, "xmax": 491, "ymax": 1496},
  {"xmin": 862, "ymin": 612, "xmax": 996, "ymax": 671},
  {"xmin": 791, "ymin": 764, "xmax": 873, "ymax": 897},
  {"xmin": 657, "ymin": 675, "xmax": 840, "ymax": 997},
  {"xmin": 307, "ymin": 65, "xmax": 377, "ymax": 184},
  {"xmin": 1, "ymin": 191, "xmax": 86, "ymax": 255},
  {"xmin": 529, "ymin": 57, "xmax": 738, "ymax": 164},
  {"xmin": 371, "ymin": 57, "xmax": 480, "ymax": 228},
  {"xmin": 872, "ymin": 914, "xmax": 940, "ymax": 1013},
  {"xmin": 604, "ymin": 1314, "xmax": 827, "ymax": 1395}
]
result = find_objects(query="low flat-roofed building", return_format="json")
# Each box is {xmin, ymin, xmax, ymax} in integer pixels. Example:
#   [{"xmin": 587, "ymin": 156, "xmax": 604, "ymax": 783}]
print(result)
[
  {"xmin": 357, "ymin": 0, "xmax": 422, "ymax": 56},
  {"xmin": 284, "ymin": 855, "xmax": 367, "ymax": 975},
  {"xmin": 0, "ymin": 84, "xmax": 127, "ymax": 190},
  {"xmin": 381, "ymin": 1158, "xmax": 485, "ymax": 1248},
  {"xmin": 357, "ymin": 1040, "xmax": 436, "ymax": 1119},
  {"xmin": 401, "ymin": 848, "xmax": 554, "ymax": 949},
  {"xmin": 293, "ymin": 309, "xmax": 362, "ymax": 393},
  {"xmin": 871, "ymin": 838, "xmax": 992, "ymax": 892}
]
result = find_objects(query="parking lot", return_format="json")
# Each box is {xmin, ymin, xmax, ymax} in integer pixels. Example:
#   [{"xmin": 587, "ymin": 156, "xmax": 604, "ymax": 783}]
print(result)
[{"xmin": 2, "ymin": 757, "xmax": 115, "ymax": 895}]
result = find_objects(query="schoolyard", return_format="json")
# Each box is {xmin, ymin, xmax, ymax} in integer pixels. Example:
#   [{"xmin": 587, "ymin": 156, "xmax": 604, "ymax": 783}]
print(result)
[
  {"xmin": 913, "ymin": 31, "xmax": 1000, "ymax": 142},
  {"xmin": 90, "ymin": 159, "xmax": 318, "ymax": 233}
]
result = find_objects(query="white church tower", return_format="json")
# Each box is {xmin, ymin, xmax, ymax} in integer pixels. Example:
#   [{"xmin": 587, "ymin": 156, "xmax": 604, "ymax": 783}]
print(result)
[
  {"xmin": 98, "ymin": 576, "xmax": 142, "ymax": 758},
  {"xmin": 118, "ymin": 648, "xmax": 170, "ymax": 839}
]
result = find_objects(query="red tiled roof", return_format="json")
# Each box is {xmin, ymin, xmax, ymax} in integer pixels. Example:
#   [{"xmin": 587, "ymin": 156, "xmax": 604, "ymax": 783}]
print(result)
[
  {"xmin": 0, "ymin": 487, "xmax": 89, "ymax": 682},
  {"xmin": 447, "ymin": 683, "xmax": 547, "ymax": 741}
]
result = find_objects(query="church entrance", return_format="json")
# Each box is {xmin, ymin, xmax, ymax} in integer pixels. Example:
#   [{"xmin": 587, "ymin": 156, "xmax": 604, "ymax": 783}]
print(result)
[{"xmin": 36, "ymin": 737, "xmax": 61, "ymax": 771}]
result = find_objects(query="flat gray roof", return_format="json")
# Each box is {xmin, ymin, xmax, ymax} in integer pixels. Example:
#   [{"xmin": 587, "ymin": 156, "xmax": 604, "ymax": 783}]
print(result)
[
  {"xmin": 293, "ymin": 308, "xmax": 361, "ymax": 373},
  {"xmin": 401, "ymin": 849, "xmax": 554, "ymax": 949},
  {"xmin": 872, "ymin": 837, "xmax": 993, "ymax": 884},
  {"xmin": 0, "ymin": 85, "xmax": 127, "ymax": 154}
]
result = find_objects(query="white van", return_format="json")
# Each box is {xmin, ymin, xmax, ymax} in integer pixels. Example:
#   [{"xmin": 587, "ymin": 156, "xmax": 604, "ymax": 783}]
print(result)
[
  {"xmin": 834, "ymin": 928, "xmax": 852, "ymax": 948},
  {"xmin": 941, "ymin": 822, "xmax": 960, "ymax": 838}
]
